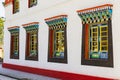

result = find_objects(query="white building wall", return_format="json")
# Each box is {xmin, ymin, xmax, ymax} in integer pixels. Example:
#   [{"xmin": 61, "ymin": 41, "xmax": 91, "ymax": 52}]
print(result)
[{"xmin": 4, "ymin": 0, "xmax": 120, "ymax": 79}]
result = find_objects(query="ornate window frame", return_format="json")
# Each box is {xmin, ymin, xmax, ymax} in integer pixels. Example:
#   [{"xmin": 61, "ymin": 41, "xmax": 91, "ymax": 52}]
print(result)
[
  {"xmin": 45, "ymin": 15, "xmax": 68, "ymax": 63},
  {"xmin": 22, "ymin": 22, "xmax": 39, "ymax": 61},
  {"xmin": 8, "ymin": 26, "xmax": 19, "ymax": 59},
  {"xmin": 28, "ymin": 0, "xmax": 37, "ymax": 8},
  {"xmin": 13, "ymin": 0, "xmax": 19, "ymax": 14},
  {"xmin": 77, "ymin": 4, "xmax": 113, "ymax": 67}
]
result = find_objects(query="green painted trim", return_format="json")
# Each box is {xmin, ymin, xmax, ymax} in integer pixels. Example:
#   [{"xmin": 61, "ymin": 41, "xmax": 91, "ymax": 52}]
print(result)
[
  {"xmin": 24, "ymin": 24, "xmax": 39, "ymax": 32},
  {"xmin": 46, "ymin": 18, "xmax": 67, "ymax": 29},
  {"xmin": 78, "ymin": 9, "xmax": 112, "ymax": 24},
  {"xmin": 8, "ymin": 28, "xmax": 19, "ymax": 34}
]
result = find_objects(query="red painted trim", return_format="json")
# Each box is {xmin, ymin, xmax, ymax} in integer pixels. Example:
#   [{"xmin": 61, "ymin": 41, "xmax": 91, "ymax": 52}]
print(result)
[
  {"xmin": 26, "ymin": 33, "xmax": 30, "ymax": 57},
  {"xmin": 5, "ymin": 0, "xmax": 13, "ymax": 6},
  {"xmin": 28, "ymin": 0, "xmax": 30, "ymax": 8},
  {"xmin": 22, "ymin": 22, "xmax": 39, "ymax": 27},
  {"xmin": 2, "ymin": 63, "xmax": 113, "ymax": 80},
  {"xmin": 10, "ymin": 35, "xmax": 14, "ymax": 58},
  {"xmin": 45, "ymin": 15, "xmax": 67, "ymax": 21},
  {"xmin": 8, "ymin": 26, "xmax": 20, "ymax": 30},
  {"xmin": 85, "ymin": 24, "xmax": 89, "ymax": 59},
  {"xmin": 49, "ymin": 29, "xmax": 54, "ymax": 58}
]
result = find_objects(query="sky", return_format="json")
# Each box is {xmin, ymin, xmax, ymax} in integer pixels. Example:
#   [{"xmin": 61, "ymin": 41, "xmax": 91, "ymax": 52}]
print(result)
[{"xmin": 0, "ymin": 0, "xmax": 5, "ymax": 17}]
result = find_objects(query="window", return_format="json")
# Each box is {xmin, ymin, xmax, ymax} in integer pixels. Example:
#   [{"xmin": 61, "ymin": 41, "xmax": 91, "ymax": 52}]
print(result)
[
  {"xmin": 28, "ymin": 0, "xmax": 37, "ymax": 8},
  {"xmin": 77, "ymin": 4, "xmax": 113, "ymax": 67},
  {"xmin": 54, "ymin": 29, "xmax": 65, "ymax": 58},
  {"xmin": 23, "ymin": 22, "xmax": 39, "ymax": 61},
  {"xmin": 30, "ymin": 32, "xmax": 37, "ymax": 56},
  {"xmin": 13, "ymin": 0, "xmax": 19, "ymax": 14},
  {"xmin": 90, "ymin": 23, "xmax": 108, "ymax": 59},
  {"xmin": 45, "ymin": 15, "xmax": 67, "ymax": 63},
  {"xmin": 100, "ymin": 25, "xmax": 108, "ymax": 53},
  {"xmin": 8, "ymin": 26, "xmax": 19, "ymax": 59}
]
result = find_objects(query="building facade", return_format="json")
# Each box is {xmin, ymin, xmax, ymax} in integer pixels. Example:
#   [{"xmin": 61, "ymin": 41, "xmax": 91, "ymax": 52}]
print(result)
[{"xmin": 3, "ymin": 0, "xmax": 120, "ymax": 79}]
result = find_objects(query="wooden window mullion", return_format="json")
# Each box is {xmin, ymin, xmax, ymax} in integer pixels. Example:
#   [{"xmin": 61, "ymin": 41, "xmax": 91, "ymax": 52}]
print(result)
[
  {"xmin": 26, "ymin": 32, "xmax": 30, "ymax": 57},
  {"xmin": 84, "ymin": 24, "xmax": 89, "ymax": 59},
  {"xmin": 49, "ymin": 29, "xmax": 54, "ymax": 58},
  {"xmin": 10, "ymin": 35, "xmax": 14, "ymax": 58}
]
